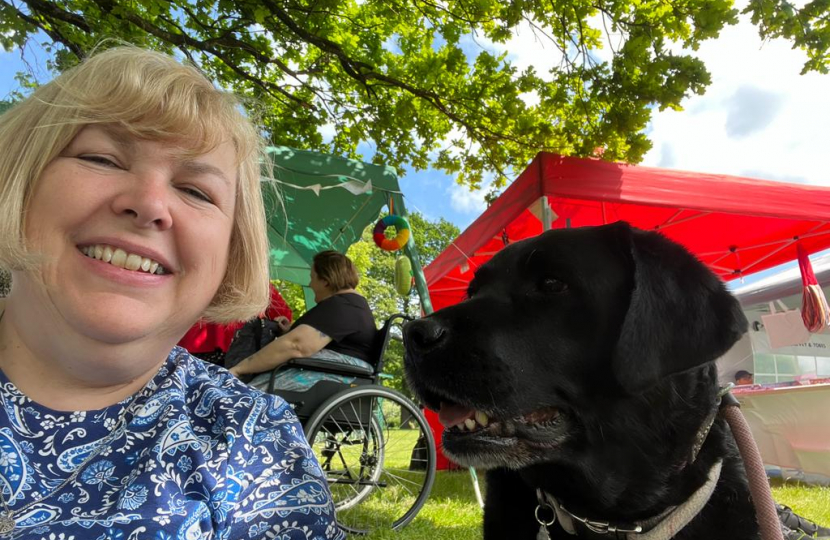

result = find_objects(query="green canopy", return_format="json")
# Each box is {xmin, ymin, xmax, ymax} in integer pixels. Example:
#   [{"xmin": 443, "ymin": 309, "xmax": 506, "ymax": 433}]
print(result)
[{"xmin": 264, "ymin": 146, "xmax": 432, "ymax": 313}]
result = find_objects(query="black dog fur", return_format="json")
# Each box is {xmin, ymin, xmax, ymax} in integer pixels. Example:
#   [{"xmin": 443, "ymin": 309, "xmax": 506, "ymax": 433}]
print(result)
[{"xmin": 403, "ymin": 222, "xmax": 757, "ymax": 539}]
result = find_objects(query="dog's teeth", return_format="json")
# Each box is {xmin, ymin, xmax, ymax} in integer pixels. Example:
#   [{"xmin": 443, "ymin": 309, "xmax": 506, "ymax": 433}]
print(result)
[
  {"xmin": 464, "ymin": 418, "xmax": 476, "ymax": 431},
  {"xmin": 475, "ymin": 411, "xmax": 489, "ymax": 427},
  {"xmin": 455, "ymin": 422, "xmax": 467, "ymax": 432}
]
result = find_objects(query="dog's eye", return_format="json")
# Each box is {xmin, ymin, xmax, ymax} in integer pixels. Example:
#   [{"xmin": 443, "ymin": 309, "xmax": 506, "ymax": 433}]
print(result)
[{"xmin": 540, "ymin": 278, "xmax": 568, "ymax": 294}]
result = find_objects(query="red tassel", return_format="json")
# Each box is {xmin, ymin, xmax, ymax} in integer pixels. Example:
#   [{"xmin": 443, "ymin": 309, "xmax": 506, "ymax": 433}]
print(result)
[{"xmin": 798, "ymin": 243, "xmax": 829, "ymax": 333}]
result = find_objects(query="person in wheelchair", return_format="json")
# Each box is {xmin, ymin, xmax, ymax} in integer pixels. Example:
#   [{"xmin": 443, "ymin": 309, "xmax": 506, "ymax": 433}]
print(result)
[{"xmin": 229, "ymin": 250, "xmax": 376, "ymax": 392}]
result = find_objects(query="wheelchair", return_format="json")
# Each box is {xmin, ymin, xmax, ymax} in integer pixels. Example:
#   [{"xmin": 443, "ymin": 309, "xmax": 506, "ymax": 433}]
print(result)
[{"xmin": 263, "ymin": 314, "xmax": 437, "ymax": 535}]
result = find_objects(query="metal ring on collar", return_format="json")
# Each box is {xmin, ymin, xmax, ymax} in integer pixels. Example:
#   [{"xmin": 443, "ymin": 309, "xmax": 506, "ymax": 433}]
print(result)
[{"xmin": 535, "ymin": 503, "xmax": 557, "ymax": 526}]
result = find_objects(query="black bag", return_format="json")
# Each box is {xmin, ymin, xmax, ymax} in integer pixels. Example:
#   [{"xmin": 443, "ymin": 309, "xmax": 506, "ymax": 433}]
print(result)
[{"xmin": 224, "ymin": 318, "xmax": 283, "ymax": 370}]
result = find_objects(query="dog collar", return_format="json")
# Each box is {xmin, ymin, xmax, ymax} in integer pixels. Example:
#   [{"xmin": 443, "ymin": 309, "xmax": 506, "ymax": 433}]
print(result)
[
  {"xmin": 689, "ymin": 385, "xmax": 735, "ymax": 464},
  {"xmin": 534, "ymin": 459, "xmax": 723, "ymax": 539}
]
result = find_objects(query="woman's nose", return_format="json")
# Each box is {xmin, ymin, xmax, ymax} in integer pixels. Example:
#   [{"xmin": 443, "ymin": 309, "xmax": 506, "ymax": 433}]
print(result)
[{"xmin": 110, "ymin": 172, "xmax": 174, "ymax": 230}]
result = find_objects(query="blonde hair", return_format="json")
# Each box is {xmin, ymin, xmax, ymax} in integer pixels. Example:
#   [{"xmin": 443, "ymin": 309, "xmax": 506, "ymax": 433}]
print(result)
[
  {"xmin": 313, "ymin": 250, "xmax": 359, "ymax": 291},
  {"xmin": 0, "ymin": 45, "xmax": 270, "ymax": 323}
]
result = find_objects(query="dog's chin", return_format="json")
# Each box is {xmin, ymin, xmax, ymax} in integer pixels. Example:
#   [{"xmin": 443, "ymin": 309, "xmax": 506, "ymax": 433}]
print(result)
[{"xmin": 441, "ymin": 408, "xmax": 568, "ymax": 470}]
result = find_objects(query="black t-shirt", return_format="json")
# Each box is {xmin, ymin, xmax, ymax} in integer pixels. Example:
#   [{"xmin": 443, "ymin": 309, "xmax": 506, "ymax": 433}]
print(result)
[{"xmin": 292, "ymin": 293, "xmax": 377, "ymax": 361}]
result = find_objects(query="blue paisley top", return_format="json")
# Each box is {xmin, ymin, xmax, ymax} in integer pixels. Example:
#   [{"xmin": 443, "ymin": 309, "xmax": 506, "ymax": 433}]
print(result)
[{"xmin": 0, "ymin": 347, "xmax": 345, "ymax": 540}]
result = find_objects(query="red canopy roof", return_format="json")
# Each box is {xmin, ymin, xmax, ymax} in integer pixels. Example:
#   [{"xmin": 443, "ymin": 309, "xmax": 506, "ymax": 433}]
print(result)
[{"xmin": 426, "ymin": 152, "xmax": 830, "ymax": 311}]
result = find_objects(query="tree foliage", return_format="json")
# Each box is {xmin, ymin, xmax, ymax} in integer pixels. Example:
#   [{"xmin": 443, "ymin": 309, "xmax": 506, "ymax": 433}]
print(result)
[
  {"xmin": 3, "ymin": 0, "xmax": 824, "ymax": 189},
  {"xmin": 744, "ymin": 0, "xmax": 830, "ymax": 75}
]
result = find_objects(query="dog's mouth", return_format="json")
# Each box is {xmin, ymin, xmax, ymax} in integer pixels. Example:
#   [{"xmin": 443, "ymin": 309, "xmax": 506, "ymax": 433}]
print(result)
[
  {"xmin": 437, "ymin": 401, "xmax": 561, "ymax": 436},
  {"xmin": 418, "ymin": 388, "xmax": 567, "ymax": 469}
]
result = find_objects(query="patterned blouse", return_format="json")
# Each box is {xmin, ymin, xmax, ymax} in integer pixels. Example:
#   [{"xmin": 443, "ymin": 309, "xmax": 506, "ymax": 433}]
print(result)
[{"xmin": 0, "ymin": 347, "xmax": 344, "ymax": 540}]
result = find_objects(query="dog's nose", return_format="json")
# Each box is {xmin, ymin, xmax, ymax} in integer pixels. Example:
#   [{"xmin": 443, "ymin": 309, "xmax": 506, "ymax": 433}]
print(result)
[{"xmin": 404, "ymin": 318, "xmax": 448, "ymax": 354}]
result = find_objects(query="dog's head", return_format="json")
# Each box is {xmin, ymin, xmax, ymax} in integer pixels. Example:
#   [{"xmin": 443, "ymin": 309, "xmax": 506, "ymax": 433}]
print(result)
[{"xmin": 403, "ymin": 222, "xmax": 747, "ymax": 470}]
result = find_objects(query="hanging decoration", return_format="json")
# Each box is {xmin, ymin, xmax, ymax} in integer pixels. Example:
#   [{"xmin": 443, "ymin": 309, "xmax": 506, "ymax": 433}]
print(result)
[
  {"xmin": 373, "ymin": 214, "xmax": 411, "ymax": 252},
  {"xmin": 395, "ymin": 255, "xmax": 413, "ymax": 296},
  {"xmin": 798, "ymin": 242, "xmax": 830, "ymax": 333}
]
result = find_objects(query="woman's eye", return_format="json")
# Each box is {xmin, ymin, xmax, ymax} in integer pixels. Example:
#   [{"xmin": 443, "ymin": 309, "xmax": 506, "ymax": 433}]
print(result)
[
  {"xmin": 180, "ymin": 186, "xmax": 213, "ymax": 204},
  {"xmin": 79, "ymin": 155, "xmax": 119, "ymax": 168},
  {"xmin": 540, "ymin": 278, "xmax": 568, "ymax": 294}
]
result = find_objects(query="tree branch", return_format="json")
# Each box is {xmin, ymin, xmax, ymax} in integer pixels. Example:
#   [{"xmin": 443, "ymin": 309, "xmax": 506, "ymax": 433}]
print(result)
[{"xmin": 6, "ymin": 0, "xmax": 86, "ymax": 59}]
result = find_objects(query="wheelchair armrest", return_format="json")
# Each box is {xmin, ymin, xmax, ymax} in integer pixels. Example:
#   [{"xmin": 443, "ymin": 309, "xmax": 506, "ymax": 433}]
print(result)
[{"xmin": 286, "ymin": 357, "xmax": 375, "ymax": 377}]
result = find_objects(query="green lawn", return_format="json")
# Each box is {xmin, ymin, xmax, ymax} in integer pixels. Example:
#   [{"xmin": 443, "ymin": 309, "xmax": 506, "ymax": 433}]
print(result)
[
  {"xmin": 771, "ymin": 479, "xmax": 830, "ymax": 528},
  {"xmin": 352, "ymin": 471, "xmax": 830, "ymax": 539},
  {"xmin": 363, "ymin": 469, "xmax": 483, "ymax": 540}
]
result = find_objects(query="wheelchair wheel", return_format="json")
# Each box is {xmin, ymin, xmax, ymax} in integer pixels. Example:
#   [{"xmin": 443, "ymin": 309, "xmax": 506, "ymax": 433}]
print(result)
[{"xmin": 304, "ymin": 385, "xmax": 436, "ymax": 534}]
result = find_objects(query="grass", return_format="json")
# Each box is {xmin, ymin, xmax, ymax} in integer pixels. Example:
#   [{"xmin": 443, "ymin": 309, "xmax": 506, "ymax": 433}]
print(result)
[
  {"xmin": 362, "ymin": 470, "xmax": 484, "ymax": 540},
  {"xmin": 771, "ymin": 479, "xmax": 830, "ymax": 527}
]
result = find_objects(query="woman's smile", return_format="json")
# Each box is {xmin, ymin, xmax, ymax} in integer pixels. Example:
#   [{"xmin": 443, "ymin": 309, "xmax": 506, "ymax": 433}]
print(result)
[{"xmin": 79, "ymin": 243, "xmax": 168, "ymax": 275}]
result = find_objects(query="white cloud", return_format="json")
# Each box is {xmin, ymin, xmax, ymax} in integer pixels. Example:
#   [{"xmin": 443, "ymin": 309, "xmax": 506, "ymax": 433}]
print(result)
[
  {"xmin": 448, "ymin": 181, "xmax": 488, "ymax": 216},
  {"xmin": 641, "ymin": 8, "xmax": 830, "ymax": 186}
]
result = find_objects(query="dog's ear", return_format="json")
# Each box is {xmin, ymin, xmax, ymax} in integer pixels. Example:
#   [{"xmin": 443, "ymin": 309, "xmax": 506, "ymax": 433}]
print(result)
[{"xmin": 610, "ymin": 222, "xmax": 748, "ymax": 394}]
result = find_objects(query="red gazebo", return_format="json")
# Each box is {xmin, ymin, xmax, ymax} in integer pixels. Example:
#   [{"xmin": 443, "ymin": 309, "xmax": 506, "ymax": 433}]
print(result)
[
  {"xmin": 426, "ymin": 152, "xmax": 830, "ymax": 310},
  {"xmin": 423, "ymin": 153, "xmax": 830, "ymax": 471}
]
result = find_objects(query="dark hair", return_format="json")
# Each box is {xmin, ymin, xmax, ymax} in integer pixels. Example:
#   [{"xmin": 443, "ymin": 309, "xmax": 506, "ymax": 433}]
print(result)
[
  {"xmin": 734, "ymin": 370, "xmax": 753, "ymax": 381},
  {"xmin": 313, "ymin": 250, "xmax": 359, "ymax": 291}
]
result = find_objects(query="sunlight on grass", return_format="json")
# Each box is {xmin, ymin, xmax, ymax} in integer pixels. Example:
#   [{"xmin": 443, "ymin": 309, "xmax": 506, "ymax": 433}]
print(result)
[
  {"xmin": 772, "ymin": 480, "xmax": 830, "ymax": 526},
  {"xmin": 362, "ymin": 470, "xmax": 483, "ymax": 540}
]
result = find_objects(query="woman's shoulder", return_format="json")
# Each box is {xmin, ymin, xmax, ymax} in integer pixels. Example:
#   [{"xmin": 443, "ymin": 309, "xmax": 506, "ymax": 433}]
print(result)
[
  {"xmin": 164, "ymin": 347, "xmax": 300, "ymax": 430},
  {"xmin": 325, "ymin": 291, "xmax": 370, "ymax": 309}
]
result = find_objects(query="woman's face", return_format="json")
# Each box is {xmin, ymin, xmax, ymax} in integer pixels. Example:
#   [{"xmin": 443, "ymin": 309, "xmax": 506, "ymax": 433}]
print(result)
[
  {"xmin": 19, "ymin": 124, "xmax": 238, "ymax": 346},
  {"xmin": 309, "ymin": 267, "xmax": 329, "ymax": 302}
]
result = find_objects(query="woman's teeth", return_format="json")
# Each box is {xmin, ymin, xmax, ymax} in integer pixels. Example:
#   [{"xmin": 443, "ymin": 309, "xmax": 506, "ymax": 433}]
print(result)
[{"xmin": 80, "ymin": 244, "xmax": 166, "ymax": 274}]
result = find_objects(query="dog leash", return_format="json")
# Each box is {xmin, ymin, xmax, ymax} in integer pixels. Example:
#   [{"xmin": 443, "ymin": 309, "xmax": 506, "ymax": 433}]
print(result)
[{"xmin": 719, "ymin": 387, "xmax": 784, "ymax": 540}]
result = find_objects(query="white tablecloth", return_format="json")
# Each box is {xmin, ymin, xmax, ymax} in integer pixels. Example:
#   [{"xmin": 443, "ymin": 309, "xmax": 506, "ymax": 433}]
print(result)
[{"xmin": 735, "ymin": 382, "xmax": 830, "ymax": 481}]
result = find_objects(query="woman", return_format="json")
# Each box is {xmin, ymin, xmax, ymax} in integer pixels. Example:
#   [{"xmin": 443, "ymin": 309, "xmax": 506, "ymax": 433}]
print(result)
[
  {"xmin": 0, "ymin": 47, "xmax": 342, "ymax": 539},
  {"xmin": 229, "ymin": 251, "xmax": 377, "ymax": 391}
]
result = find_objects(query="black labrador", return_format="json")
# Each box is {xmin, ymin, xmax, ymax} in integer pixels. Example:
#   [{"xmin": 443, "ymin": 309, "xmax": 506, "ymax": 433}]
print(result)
[{"xmin": 404, "ymin": 222, "xmax": 758, "ymax": 539}]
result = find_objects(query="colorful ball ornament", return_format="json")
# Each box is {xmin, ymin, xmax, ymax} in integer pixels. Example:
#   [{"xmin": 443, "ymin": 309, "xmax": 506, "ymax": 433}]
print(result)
[{"xmin": 373, "ymin": 215, "xmax": 411, "ymax": 252}]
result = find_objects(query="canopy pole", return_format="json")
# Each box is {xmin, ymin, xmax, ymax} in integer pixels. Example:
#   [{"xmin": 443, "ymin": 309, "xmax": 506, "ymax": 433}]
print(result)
[
  {"xmin": 540, "ymin": 196, "xmax": 553, "ymax": 231},
  {"xmin": 404, "ymin": 240, "xmax": 434, "ymax": 315}
]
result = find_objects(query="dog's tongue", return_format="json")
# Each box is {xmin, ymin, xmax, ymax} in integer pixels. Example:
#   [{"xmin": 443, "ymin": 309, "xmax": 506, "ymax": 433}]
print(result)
[{"xmin": 438, "ymin": 402, "xmax": 475, "ymax": 428}]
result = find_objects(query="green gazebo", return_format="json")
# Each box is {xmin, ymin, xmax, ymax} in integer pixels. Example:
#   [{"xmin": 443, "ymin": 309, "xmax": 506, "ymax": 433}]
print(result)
[{"xmin": 264, "ymin": 146, "xmax": 432, "ymax": 313}]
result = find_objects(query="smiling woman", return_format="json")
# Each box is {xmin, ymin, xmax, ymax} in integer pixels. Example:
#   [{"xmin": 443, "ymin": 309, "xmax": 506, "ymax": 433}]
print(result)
[{"xmin": 0, "ymin": 46, "xmax": 344, "ymax": 539}]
